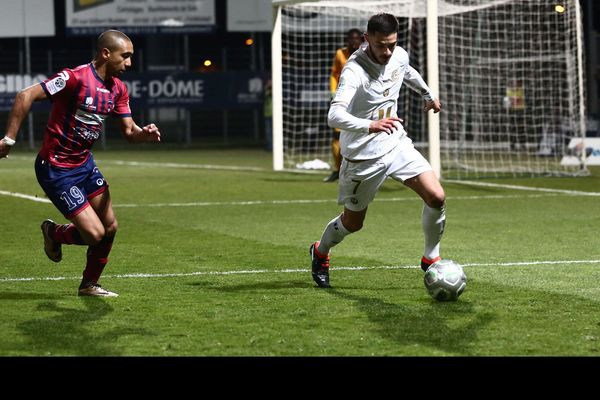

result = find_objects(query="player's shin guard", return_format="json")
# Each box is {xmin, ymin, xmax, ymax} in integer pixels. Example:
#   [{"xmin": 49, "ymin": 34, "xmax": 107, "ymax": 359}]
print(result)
[
  {"xmin": 317, "ymin": 215, "xmax": 351, "ymax": 255},
  {"xmin": 422, "ymin": 203, "xmax": 446, "ymax": 260},
  {"xmin": 81, "ymin": 235, "xmax": 115, "ymax": 287},
  {"xmin": 53, "ymin": 223, "xmax": 86, "ymax": 245}
]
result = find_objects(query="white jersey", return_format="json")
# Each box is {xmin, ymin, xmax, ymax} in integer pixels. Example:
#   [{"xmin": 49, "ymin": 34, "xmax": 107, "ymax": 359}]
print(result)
[{"xmin": 328, "ymin": 43, "xmax": 435, "ymax": 160}]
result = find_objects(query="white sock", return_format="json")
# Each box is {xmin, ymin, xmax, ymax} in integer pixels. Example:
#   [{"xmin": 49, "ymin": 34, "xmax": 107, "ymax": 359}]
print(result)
[
  {"xmin": 422, "ymin": 203, "xmax": 446, "ymax": 260},
  {"xmin": 317, "ymin": 215, "xmax": 351, "ymax": 255}
]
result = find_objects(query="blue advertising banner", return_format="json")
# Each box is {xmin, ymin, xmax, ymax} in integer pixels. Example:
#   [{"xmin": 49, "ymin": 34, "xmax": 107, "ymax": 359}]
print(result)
[
  {"xmin": 122, "ymin": 71, "xmax": 268, "ymax": 109},
  {"xmin": 0, "ymin": 71, "xmax": 269, "ymax": 111}
]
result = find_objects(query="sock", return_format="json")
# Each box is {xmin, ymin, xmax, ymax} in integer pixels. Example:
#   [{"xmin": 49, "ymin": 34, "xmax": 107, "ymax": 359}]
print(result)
[
  {"xmin": 81, "ymin": 235, "xmax": 115, "ymax": 287},
  {"xmin": 52, "ymin": 224, "xmax": 85, "ymax": 245},
  {"xmin": 316, "ymin": 215, "xmax": 351, "ymax": 255},
  {"xmin": 422, "ymin": 203, "xmax": 446, "ymax": 260}
]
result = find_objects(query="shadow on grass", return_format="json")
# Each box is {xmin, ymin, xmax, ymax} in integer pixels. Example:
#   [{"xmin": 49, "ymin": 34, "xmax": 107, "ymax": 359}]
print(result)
[
  {"xmin": 326, "ymin": 288, "xmax": 495, "ymax": 355},
  {"xmin": 0, "ymin": 292, "xmax": 64, "ymax": 301},
  {"xmin": 187, "ymin": 279, "xmax": 312, "ymax": 291},
  {"xmin": 17, "ymin": 298, "xmax": 151, "ymax": 356}
]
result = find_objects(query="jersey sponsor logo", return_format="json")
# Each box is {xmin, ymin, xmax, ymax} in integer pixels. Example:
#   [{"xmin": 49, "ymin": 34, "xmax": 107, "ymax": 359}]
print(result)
[
  {"xmin": 74, "ymin": 108, "xmax": 107, "ymax": 125},
  {"xmin": 75, "ymin": 126, "xmax": 101, "ymax": 141}
]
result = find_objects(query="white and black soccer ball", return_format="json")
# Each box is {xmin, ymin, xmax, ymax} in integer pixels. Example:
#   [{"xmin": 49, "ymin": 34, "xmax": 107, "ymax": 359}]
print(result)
[{"xmin": 423, "ymin": 259, "xmax": 467, "ymax": 301}]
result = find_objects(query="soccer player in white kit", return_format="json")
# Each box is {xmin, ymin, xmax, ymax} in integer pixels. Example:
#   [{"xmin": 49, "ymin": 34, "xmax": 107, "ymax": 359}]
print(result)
[{"xmin": 309, "ymin": 13, "xmax": 445, "ymax": 288}]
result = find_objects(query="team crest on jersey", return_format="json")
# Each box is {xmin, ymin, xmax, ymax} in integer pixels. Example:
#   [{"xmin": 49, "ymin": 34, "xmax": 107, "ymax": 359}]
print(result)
[{"xmin": 84, "ymin": 97, "xmax": 96, "ymax": 111}]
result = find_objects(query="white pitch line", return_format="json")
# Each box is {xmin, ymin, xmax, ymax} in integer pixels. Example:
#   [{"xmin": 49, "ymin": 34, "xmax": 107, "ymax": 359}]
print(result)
[
  {"xmin": 113, "ymin": 193, "xmax": 560, "ymax": 208},
  {"xmin": 448, "ymin": 179, "xmax": 600, "ymax": 197},
  {"xmin": 0, "ymin": 190, "xmax": 51, "ymax": 203},
  {"xmin": 1, "ymin": 259, "xmax": 599, "ymax": 283},
  {"xmin": 99, "ymin": 159, "xmax": 268, "ymax": 172},
  {"xmin": 0, "ymin": 189, "xmax": 572, "ymax": 207}
]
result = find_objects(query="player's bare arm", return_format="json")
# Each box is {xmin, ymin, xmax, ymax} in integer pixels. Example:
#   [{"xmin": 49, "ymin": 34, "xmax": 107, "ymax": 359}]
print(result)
[
  {"xmin": 369, "ymin": 117, "xmax": 403, "ymax": 135},
  {"xmin": 0, "ymin": 84, "xmax": 47, "ymax": 159},
  {"xmin": 119, "ymin": 117, "xmax": 161, "ymax": 143}
]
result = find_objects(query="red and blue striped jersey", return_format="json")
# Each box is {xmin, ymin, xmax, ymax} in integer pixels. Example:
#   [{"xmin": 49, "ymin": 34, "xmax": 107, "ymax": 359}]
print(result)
[{"xmin": 39, "ymin": 63, "xmax": 131, "ymax": 168}]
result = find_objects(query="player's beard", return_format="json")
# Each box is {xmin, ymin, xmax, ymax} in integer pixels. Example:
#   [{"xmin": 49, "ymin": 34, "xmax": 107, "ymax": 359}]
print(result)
[
  {"xmin": 379, "ymin": 55, "xmax": 391, "ymax": 65},
  {"xmin": 367, "ymin": 46, "xmax": 390, "ymax": 65}
]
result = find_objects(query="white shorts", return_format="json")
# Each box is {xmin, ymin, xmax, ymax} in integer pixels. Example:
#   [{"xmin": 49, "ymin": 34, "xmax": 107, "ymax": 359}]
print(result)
[{"xmin": 338, "ymin": 137, "xmax": 432, "ymax": 211}]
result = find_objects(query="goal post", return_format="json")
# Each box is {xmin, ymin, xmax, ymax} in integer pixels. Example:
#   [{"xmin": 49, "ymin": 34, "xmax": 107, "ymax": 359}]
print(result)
[
  {"xmin": 426, "ymin": 0, "xmax": 440, "ymax": 178},
  {"xmin": 271, "ymin": 0, "xmax": 588, "ymax": 178}
]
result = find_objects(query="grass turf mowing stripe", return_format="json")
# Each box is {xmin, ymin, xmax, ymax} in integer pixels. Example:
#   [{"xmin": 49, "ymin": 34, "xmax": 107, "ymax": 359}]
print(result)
[
  {"xmin": 1, "ymin": 259, "xmax": 599, "ymax": 283},
  {"xmin": 0, "ymin": 189, "xmax": 568, "ymax": 207},
  {"xmin": 449, "ymin": 180, "xmax": 600, "ymax": 196}
]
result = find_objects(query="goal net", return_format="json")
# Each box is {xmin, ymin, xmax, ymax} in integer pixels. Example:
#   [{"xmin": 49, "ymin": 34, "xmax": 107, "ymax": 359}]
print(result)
[{"xmin": 272, "ymin": 0, "xmax": 588, "ymax": 178}]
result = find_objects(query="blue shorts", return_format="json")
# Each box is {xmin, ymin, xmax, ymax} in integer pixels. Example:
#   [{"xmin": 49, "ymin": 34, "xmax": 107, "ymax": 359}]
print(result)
[{"xmin": 35, "ymin": 154, "xmax": 108, "ymax": 219}]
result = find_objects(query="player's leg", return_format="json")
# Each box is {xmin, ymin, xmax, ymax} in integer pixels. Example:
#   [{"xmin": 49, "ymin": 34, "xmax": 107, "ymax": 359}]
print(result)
[
  {"xmin": 316, "ymin": 206, "xmax": 366, "ymax": 256},
  {"xmin": 311, "ymin": 158, "xmax": 385, "ymax": 287},
  {"xmin": 78, "ymin": 187, "xmax": 119, "ymax": 297},
  {"xmin": 403, "ymin": 170, "xmax": 446, "ymax": 271},
  {"xmin": 35, "ymin": 156, "xmax": 101, "ymax": 262},
  {"xmin": 310, "ymin": 207, "xmax": 366, "ymax": 288}
]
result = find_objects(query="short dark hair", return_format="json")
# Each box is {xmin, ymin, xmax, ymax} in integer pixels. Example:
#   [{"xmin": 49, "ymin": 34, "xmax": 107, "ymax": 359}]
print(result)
[
  {"xmin": 96, "ymin": 30, "xmax": 132, "ymax": 53},
  {"xmin": 346, "ymin": 28, "xmax": 362, "ymax": 38},
  {"xmin": 367, "ymin": 13, "xmax": 399, "ymax": 35}
]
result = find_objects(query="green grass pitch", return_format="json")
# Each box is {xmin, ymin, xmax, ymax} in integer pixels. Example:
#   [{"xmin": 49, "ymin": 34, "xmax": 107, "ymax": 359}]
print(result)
[{"xmin": 1, "ymin": 148, "xmax": 599, "ymax": 356}]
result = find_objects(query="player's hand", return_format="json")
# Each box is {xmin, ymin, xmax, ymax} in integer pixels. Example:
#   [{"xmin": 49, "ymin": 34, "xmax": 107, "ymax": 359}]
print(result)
[
  {"xmin": 424, "ymin": 98, "xmax": 441, "ymax": 113},
  {"xmin": 369, "ymin": 117, "xmax": 403, "ymax": 135},
  {"xmin": 0, "ymin": 141, "xmax": 11, "ymax": 159},
  {"xmin": 142, "ymin": 123, "xmax": 161, "ymax": 142}
]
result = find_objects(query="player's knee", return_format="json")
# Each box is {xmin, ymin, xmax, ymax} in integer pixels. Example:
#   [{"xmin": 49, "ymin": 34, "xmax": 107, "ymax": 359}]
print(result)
[
  {"xmin": 427, "ymin": 190, "xmax": 446, "ymax": 209},
  {"xmin": 104, "ymin": 219, "xmax": 118, "ymax": 237},
  {"xmin": 85, "ymin": 227, "xmax": 106, "ymax": 245}
]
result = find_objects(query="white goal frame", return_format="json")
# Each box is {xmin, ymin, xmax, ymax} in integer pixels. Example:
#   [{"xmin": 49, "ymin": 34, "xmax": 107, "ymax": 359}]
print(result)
[{"xmin": 271, "ymin": 0, "xmax": 588, "ymax": 178}]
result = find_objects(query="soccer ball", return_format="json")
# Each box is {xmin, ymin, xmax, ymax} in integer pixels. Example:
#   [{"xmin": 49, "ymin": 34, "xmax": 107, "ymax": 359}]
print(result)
[{"xmin": 423, "ymin": 259, "xmax": 467, "ymax": 301}]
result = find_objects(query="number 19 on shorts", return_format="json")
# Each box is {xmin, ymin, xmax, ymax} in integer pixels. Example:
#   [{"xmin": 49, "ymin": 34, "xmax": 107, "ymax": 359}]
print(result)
[{"xmin": 60, "ymin": 186, "xmax": 86, "ymax": 210}]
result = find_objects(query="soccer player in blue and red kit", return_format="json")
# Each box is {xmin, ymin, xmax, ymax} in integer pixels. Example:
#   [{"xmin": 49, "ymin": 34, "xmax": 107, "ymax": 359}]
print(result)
[{"xmin": 0, "ymin": 30, "xmax": 161, "ymax": 297}]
